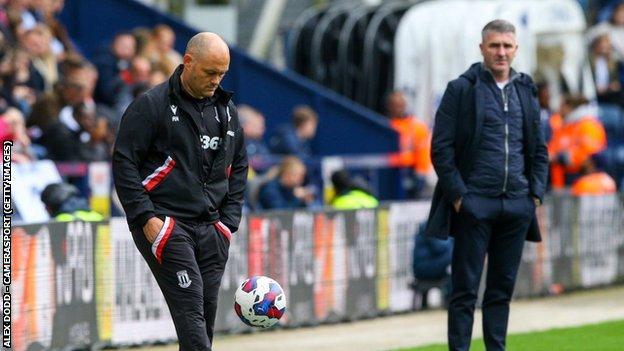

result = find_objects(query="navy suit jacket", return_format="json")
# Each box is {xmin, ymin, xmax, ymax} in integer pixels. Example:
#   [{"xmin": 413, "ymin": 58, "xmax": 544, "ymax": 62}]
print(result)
[{"xmin": 425, "ymin": 63, "xmax": 549, "ymax": 242}]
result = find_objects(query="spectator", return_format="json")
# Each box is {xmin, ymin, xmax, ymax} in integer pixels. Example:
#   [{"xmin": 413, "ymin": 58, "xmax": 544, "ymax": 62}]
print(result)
[
  {"xmin": 152, "ymin": 24, "xmax": 182, "ymax": 75},
  {"xmin": 385, "ymin": 90, "xmax": 432, "ymax": 198},
  {"xmin": 330, "ymin": 169, "xmax": 378, "ymax": 209},
  {"xmin": 133, "ymin": 26, "xmax": 158, "ymax": 60},
  {"xmin": 40, "ymin": 182, "xmax": 104, "ymax": 221},
  {"xmin": 61, "ymin": 56, "xmax": 119, "ymax": 129},
  {"xmin": 570, "ymin": 153, "xmax": 617, "ymax": 196},
  {"xmin": 589, "ymin": 33, "xmax": 623, "ymax": 106},
  {"xmin": 93, "ymin": 31, "xmax": 136, "ymax": 106},
  {"xmin": 128, "ymin": 55, "xmax": 152, "ymax": 85},
  {"xmin": 0, "ymin": 1, "xmax": 16, "ymax": 45},
  {"xmin": 128, "ymin": 68, "xmax": 167, "ymax": 101},
  {"xmin": 0, "ymin": 106, "xmax": 32, "ymax": 162},
  {"xmin": 609, "ymin": 1, "xmax": 624, "ymax": 60},
  {"xmin": 258, "ymin": 155, "xmax": 314, "ymax": 209},
  {"xmin": 536, "ymin": 82, "xmax": 555, "ymax": 142},
  {"xmin": 238, "ymin": 104, "xmax": 271, "ymax": 170},
  {"xmin": 588, "ymin": 1, "xmax": 624, "ymax": 61},
  {"xmin": 0, "ymin": 48, "xmax": 42, "ymax": 113},
  {"xmin": 114, "ymin": 56, "xmax": 153, "ymax": 113},
  {"xmin": 72, "ymin": 102, "xmax": 112, "ymax": 161},
  {"xmin": 20, "ymin": 24, "xmax": 57, "ymax": 92},
  {"xmin": 270, "ymin": 105, "xmax": 318, "ymax": 159},
  {"xmin": 148, "ymin": 67, "xmax": 167, "ymax": 87},
  {"xmin": 549, "ymin": 95, "xmax": 608, "ymax": 189},
  {"xmin": 28, "ymin": 57, "xmax": 100, "ymax": 160},
  {"xmin": 30, "ymin": 0, "xmax": 75, "ymax": 57},
  {"xmin": 7, "ymin": 0, "xmax": 38, "ymax": 35}
]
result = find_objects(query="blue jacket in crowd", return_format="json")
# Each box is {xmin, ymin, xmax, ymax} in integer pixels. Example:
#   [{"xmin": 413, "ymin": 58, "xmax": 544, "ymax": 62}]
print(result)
[
  {"xmin": 258, "ymin": 179, "xmax": 307, "ymax": 210},
  {"xmin": 246, "ymin": 138, "xmax": 272, "ymax": 159},
  {"xmin": 269, "ymin": 125, "xmax": 312, "ymax": 158}
]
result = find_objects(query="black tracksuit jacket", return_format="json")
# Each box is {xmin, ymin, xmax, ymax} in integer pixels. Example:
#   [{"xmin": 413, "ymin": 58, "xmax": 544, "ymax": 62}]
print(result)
[{"xmin": 112, "ymin": 66, "xmax": 248, "ymax": 232}]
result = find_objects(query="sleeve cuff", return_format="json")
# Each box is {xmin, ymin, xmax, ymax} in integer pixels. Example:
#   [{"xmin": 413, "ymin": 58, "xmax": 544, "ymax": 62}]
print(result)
[
  {"xmin": 132, "ymin": 211, "xmax": 155, "ymax": 230},
  {"xmin": 220, "ymin": 219, "xmax": 238, "ymax": 234}
]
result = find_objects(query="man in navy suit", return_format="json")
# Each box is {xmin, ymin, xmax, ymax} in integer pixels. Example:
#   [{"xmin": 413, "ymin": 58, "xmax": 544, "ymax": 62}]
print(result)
[{"xmin": 426, "ymin": 19, "xmax": 549, "ymax": 351}]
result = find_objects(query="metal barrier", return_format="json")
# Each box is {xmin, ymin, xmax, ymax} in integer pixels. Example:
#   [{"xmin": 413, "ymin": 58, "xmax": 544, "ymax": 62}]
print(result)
[{"xmin": 6, "ymin": 195, "xmax": 624, "ymax": 350}]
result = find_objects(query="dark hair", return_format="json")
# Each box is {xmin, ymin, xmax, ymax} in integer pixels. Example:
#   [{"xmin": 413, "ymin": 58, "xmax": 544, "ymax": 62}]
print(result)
[
  {"xmin": 535, "ymin": 81, "xmax": 548, "ymax": 90},
  {"xmin": 331, "ymin": 169, "xmax": 373, "ymax": 196},
  {"xmin": 562, "ymin": 94, "xmax": 589, "ymax": 109},
  {"xmin": 610, "ymin": 2, "xmax": 624, "ymax": 24},
  {"xmin": 40, "ymin": 183, "xmax": 80, "ymax": 216},
  {"xmin": 292, "ymin": 105, "xmax": 318, "ymax": 128},
  {"xmin": 58, "ymin": 56, "xmax": 90, "ymax": 76},
  {"xmin": 331, "ymin": 170, "xmax": 353, "ymax": 195},
  {"xmin": 590, "ymin": 33, "xmax": 610, "ymax": 51}
]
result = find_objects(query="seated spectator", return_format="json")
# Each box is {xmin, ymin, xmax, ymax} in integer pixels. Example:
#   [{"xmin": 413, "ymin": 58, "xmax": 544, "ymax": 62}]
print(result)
[
  {"xmin": 571, "ymin": 153, "xmax": 617, "ymax": 196},
  {"xmin": 152, "ymin": 24, "xmax": 182, "ymax": 75},
  {"xmin": 73, "ymin": 102, "xmax": 112, "ymax": 161},
  {"xmin": 28, "ymin": 57, "xmax": 107, "ymax": 160},
  {"xmin": 536, "ymin": 82, "xmax": 555, "ymax": 142},
  {"xmin": 115, "ymin": 56, "xmax": 153, "ymax": 113},
  {"xmin": 385, "ymin": 90, "xmax": 432, "ymax": 198},
  {"xmin": 330, "ymin": 169, "xmax": 378, "ymax": 210},
  {"xmin": 269, "ymin": 105, "xmax": 318, "ymax": 159},
  {"xmin": 40, "ymin": 182, "xmax": 104, "ymax": 222},
  {"xmin": 244, "ymin": 165, "xmax": 279, "ymax": 211},
  {"xmin": 31, "ymin": 0, "xmax": 76, "ymax": 57},
  {"xmin": 0, "ymin": 107, "xmax": 33, "ymax": 162},
  {"xmin": 589, "ymin": 32, "xmax": 623, "ymax": 106},
  {"xmin": 148, "ymin": 67, "xmax": 167, "ymax": 87},
  {"xmin": 238, "ymin": 104, "xmax": 272, "ymax": 171},
  {"xmin": 0, "ymin": 3, "xmax": 15, "ymax": 45},
  {"xmin": 258, "ymin": 156, "xmax": 315, "ymax": 210},
  {"xmin": 587, "ymin": 1, "xmax": 624, "ymax": 61},
  {"xmin": 20, "ymin": 24, "xmax": 58, "ymax": 92},
  {"xmin": 549, "ymin": 95, "xmax": 608, "ymax": 189},
  {"xmin": 0, "ymin": 48, "xmax": 42, "ymax": 114},
  {"xmin": 133, "ymin": 26, "xmax": 158, "ymax": 60},
  {"xmin": 93, "ymin": 31, "xmax": 136, "ymax": 107},
  {"xmin": 60, "ymin": 57, "xmax": 119, "ymax": 129},
  {"xmin": 7, "ymin": 0, "xmax": 39, "ymax": 35},
  {"xmin": 128, "ymin": 55, "xmax": 152, "ymax": 85}
]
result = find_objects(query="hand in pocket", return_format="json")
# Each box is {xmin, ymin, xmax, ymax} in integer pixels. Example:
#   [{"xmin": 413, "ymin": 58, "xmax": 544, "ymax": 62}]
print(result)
[
  {"xmin": 143, "ymin": 217, "xmax": 165, "ymax": 243},
  {"xmin": 454, "ymin": 198, "xmax": 463, "ymax": 213}
]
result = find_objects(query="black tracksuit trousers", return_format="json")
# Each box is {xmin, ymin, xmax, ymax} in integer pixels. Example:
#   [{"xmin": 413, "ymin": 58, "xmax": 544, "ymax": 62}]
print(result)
[{"xmin": 131, "ymin": 216, "xmax": 231, "ymax": 350}]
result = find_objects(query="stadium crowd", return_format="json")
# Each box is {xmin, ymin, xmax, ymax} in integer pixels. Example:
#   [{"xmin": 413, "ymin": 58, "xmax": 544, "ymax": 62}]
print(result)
[{"xmin": 1, "ymin": 0, "xmax": 624, "ymax": 219}]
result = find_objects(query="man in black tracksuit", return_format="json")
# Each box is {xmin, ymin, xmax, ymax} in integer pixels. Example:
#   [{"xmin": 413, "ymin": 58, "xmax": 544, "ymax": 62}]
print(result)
[
  {"xmin": 426, "ymin": 20, "xmax": 548, "ymax": 351},
  {"xmin": 112, "ymin": 32, "xmax": 247, "ymax": 350}
]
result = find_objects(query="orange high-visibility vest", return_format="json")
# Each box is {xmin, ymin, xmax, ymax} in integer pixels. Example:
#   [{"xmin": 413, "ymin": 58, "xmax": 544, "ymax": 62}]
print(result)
[
  {"xmin": 389, "ymin": 116, "xmax": 432, "ymax": 174},
  {"xmin": 548, "ymin": 115, "xmax": 607, "ymax": 189},
  {"xmin": 570, "ymin": 172, "xmax": 616, "ymax": 196}
]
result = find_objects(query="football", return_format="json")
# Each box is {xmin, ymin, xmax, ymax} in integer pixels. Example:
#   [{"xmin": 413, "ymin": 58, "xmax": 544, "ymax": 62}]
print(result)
[{"xmin": 234, "ymin": 276, "xmax": 287, "ymax": 328}]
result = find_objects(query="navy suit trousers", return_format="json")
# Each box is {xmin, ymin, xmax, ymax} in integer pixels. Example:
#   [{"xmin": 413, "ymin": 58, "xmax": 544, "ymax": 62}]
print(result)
[{"xmin": 448, "ymin": 194, "xmax": 534, "ymax": 351}]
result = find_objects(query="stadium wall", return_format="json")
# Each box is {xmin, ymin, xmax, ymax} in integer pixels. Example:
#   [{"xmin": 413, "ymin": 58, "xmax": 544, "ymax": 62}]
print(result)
[{"xmin": 7, "ymin": 195, "xmax": 624, "ymax": 350}]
